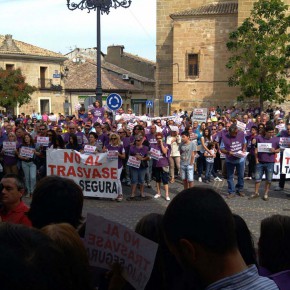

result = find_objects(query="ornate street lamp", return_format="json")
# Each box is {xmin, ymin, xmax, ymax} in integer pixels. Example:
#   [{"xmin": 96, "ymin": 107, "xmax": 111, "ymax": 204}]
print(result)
[{"xmin": 67, "ymin": 0, "xmax": 132, "ymax": 104}]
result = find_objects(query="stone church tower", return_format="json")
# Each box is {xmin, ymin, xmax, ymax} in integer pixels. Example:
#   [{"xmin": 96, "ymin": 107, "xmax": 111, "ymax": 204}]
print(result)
[{"xmin": 156, "ymin": 0, "xmax": 267, "ymax": 114}]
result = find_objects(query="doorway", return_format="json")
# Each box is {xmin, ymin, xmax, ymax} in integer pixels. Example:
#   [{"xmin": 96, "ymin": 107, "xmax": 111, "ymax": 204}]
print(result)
[{"xmin": 40, "ymin": 99, "xmax": 50, "ymax": 114}]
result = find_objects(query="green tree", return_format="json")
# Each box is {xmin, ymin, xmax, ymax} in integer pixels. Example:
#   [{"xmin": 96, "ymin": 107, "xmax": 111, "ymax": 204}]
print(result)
[
  {"xmin": 226, "ymin": 0, "xmax": 290, "ymax": 110},
  {"xmin": 0, "ymin": 68, "xmax": 36, "ymax": 111}
]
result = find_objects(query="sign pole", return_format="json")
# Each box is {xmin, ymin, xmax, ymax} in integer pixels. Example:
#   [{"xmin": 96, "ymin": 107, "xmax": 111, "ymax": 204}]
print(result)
[
  {"xmin": 149, "ymin": 107, "xmax": 151, "ymax": 117},
  {"xmin": 167, "ymin": 103, "xmax": 169, "ymax": 116}
]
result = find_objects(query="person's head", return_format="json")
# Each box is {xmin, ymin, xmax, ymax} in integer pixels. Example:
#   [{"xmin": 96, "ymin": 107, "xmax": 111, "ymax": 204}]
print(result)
[
  {"xmin": 41, "ymin": 223, "xmax": 93, "ymax": 290},
  {"xmin": 0, "ymin": 223, "xmax": 74, "ymax": 290},
  {"xmin": 88, "ymin": 132, "xmax": 97, "ymax": 145},
  {"xmin": 264, "ymin": 125, "xmax": 275, "ymax": 138},
  {"xmin": 181, "ymin": 131, "xmax": 190, "ymax": 143},
  {"xmin": 23, "ymin": 133, "xmax": 34, "ymax": 146},
  {"xmin": 109, "ymin": 132, "xmax": 121, "ymax": 146},
  {"xmin": 101, "ymin": 123, "xmax": 110, "ymax": 133},
  {"xmin": 150, "ymin": 125, "xmax": 157, "ymax": 134},
  {"xmin": 258, "ymin": 123, "xmax": 265, "ymax": 135},
  {"xmin": 117, "ymin": 128, "xmax": 127, "ymax": 138},
  {"xmin": 243, "ymin": 114, "xmax": 249, "ymax": 123},
  {"xmin": 259, "ymin": 214, "xmax": 290, "ymax": 273},
  {"xmin": 68, "ymin": 133, "xmax": 78, "ymax": 147},
  {"xmin": 1, "ymin": 174, "xmax": 26, "ymax": 210},
  {"xmin": 28, "ymin": 176, "xmax": 84, "ymax": 229},
  {"xmin": 93, "ymin": 122, "xmax": 102, "ymax": 134},
  {"xmin": 233, "ymin": 214, "xmax": 257, "ymax": 266},
  {"xmin": 15, "ymin": 127, "xmax": 24, "ymax": 138},
  {"xmin": 134, "ymin": 134, "xmax": 143, "ymax": 145},
  {"xmin": 38, "ymin": 124, "xmax": 47, "ymax": 136},
  {"xmin": 133, "ymin": 125, "xmax": 145, "ymax": 136},
  {"xmin": 94, "ymin": 100, "xmax": 101, "ymax": 108},
  {"xmin": 250, "ymin": 126, "xmax": 258, "ymax": 135},
  {"xmin": 207, "ymin": 142, "xmax": 214, "ymax": 150},
  {"xmin": 7, "ymin": 132, "xmax": 16, "ymax": 142},
  {"xmin": 228, "ymin": 124, "xmax": 238, "ymax": 137},
  {"xmin": 203, "ymin": 128, "xmax": 211, "ymax": 138},
  {"xmin": 127, "ymin": 108, "xmax": 133, "ymax": 114},
  {"xmin": 155, "ymin": 132, "xmax": 163, "ymax": 144},
  {"xmin": 163, "ymin": 187, "xmax": 237, "ymax": 270}
]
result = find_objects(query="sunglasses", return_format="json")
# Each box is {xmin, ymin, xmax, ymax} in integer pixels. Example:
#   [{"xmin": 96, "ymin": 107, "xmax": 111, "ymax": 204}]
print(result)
[
  {"xmin": 39, "ymin": 129, "xmax": 45, "ymax": 131},
  {"xmin": 156, "ymin": 138, "xmax": 162, "ymax": 140},
  {"xmin": 212, "ymin": 128, "xmax": 217, "ymax": 130},
  {"xmin": 136, "ymin": 139, "xmax": 142, "ymax": 142},
  {"xmin": 118, "ymin": 131, "xmax": 125, "ymax": 134},
  {"xmin": 111, "ymin": 138, "xmax": 117, "ymax": 140}
]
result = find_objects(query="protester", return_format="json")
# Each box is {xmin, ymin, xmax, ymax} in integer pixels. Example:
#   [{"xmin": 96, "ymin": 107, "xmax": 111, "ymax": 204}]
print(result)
[
  {"xmin": 163, "ymin": 187, "xmax": 279, "ymax": 290},
  {"xmin": 1, "ymin": 132, "xmax": 19, "ymax": 175},
  {"xmin": 0, "ymin": 174, "xmax": 31, "ymax": 226}
]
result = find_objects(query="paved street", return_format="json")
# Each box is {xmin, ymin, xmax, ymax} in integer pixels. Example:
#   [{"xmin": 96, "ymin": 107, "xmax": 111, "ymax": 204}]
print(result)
[{"xmin": 81, "ymin": 177, "xmax": 290, "ymax": 242}]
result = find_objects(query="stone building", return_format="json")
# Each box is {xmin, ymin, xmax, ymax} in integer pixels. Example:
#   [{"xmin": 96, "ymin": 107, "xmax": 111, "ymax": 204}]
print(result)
[
  {"xmin": 65, "ymin": 47, "xmax": 155, "ymax": 115},
  {"xmin": 156, "ymin": 0, "xmax": 273, "ymax": 114},
  {"xmin": 0, "ymin": 34, "xmax": 67, "ymax": 116}
]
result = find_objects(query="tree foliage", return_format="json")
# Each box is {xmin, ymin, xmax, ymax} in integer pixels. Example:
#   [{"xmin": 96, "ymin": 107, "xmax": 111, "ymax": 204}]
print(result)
[
  {"xmin": 0, "ymin": 68, "xmax": 36, "ymax": 109},
  {"xmin": 226, "ymin": 0, "xmax": 290, "ymax": 109}
]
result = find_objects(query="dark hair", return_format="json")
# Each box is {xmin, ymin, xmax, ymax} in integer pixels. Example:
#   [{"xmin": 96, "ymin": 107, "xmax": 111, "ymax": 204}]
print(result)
[
  {"xmin": 68, "ymin": 133, "xmax": 78, "ymax": 149},
  {"xmin": 89, "ymin": 132, "xmax": 98, "ymax": 139},
  {"xmin": 163, "ymin": 187, "xmax": 237, "ymax": 254},
  {"xmin": 181, "ymin": 131, "xmax": 190, "ymax": 137},
  {"xmin": 207, "ymin": 142, "xmax": 214, "ymax": 150},
  {"xmin": 233, "ymin": 214, "xmax": 257, "ymax": 266},
  {"xmin": 259, "ymin": 214, "xmax": 290, "ymax": 273},
  {"xmin": 93, "ymin": 122, "xmax": 101, "ymax": 127},
  {"xmin": 28, "ymin": 176, "xmax": 84, "ymax": 229},
  {"xmin": 155, "ymin": 132, "xmax": 163, "ymax": 139},
  {"xmin": 0, "ymin": 223, "xmax": 73, "ymax": 290},
  {"xmin": 250, "ymin": 125, "xmax": 258, "ymax": 131},
  {"xmin": 2, "ymin": 174, "xmax": 25, "ymax": 190},
  {"xmin": 22, "ymin": 133, "xmax": 35, "ymax": 146},
  {"xmin": 265, "ymin": 124, "xmax": 275, "ymax": 132}
]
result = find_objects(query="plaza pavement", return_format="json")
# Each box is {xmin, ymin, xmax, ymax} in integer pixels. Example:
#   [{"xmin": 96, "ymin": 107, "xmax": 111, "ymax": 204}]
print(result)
[{"xmin": 80, "ymin": 177, "xmax": 290, "ymax": 242}]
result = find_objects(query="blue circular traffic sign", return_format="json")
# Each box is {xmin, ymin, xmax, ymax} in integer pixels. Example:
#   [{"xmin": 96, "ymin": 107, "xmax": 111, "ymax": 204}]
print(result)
[{"xmin": 106, "ymin": 93, "xmax": 123, "ymax": 111}]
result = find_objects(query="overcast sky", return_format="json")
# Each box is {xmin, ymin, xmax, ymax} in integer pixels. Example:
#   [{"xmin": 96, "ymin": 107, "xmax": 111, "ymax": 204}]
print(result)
[{"xmin": 0, "ymin": 0, "xmax": 156, "ymax": 61}]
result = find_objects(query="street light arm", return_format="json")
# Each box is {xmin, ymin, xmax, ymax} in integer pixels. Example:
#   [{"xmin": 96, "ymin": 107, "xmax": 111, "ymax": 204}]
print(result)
[{"xmin": 67, "ymin": 0, "xmax": 132, "ymax": 14}]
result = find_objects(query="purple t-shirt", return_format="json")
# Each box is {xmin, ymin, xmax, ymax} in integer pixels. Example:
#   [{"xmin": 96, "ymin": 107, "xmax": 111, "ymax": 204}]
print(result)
[
  {"xmin": 221, "ymin": 131, "xmax": 246, "ymax": 162},
  {"xmin": 146, "ymin": 133, "xmax": 157, "ymax": 145},
  {"xmin": 91, "ymin": 107, "xmax": 105, "ymax": 118},
  {"xmin": 107, "ymin": 144, "xmax": 124, "ymax": 169},
  {"xmin": 256, "ymin": 135, "xmax": 280, "ymax": 163},
  {"xmin": 98, "ymin": 133, "xmax": 109, "ymax": 147},
  {"xmin": 129, "ymin": 145, "xmax": 149, "ymax": 159},
  {"xmin": 150, "ymin": 143, "xmax": 170, "ymax": 167}
]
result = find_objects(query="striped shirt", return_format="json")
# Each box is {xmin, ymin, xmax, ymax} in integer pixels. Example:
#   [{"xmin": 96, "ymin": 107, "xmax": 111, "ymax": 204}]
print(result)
[{"xmin": 206, "ymin": 265, "xmax": 278, "ymax": 290}]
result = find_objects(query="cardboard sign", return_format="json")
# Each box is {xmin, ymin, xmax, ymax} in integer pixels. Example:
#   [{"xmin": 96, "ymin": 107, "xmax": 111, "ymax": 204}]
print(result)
[
  {"xmin": 3, "ymin": 141, "xmax": 16, "ymax": 151},
  {"xmin": 20, "ymin": 147, "xmax": 34, "ymax": 158},
  {"xmin": 107, "ymin": 150, "xmax": 118, "ymax": 160},
  {"xmin": 84, "ymin": 145, "xmax": 97, "ymax": 154},
  {"xmin": 149, "ymin": 148, "xmax": 161, "ymax": 160},
  {"xmin": 191, "ymin": 108, "xmax": 208, "ymax": 124},
  {"xmin": 279, "ymin": 137, "xmax": 290, "ymax": 149},
  {"xmin": 46, "ymin": 149, "xmax": 118, "ymax": 198},
  {"xmin": 258, "ymin": 143, "xmax": 272, "ymax": 153},
  {"xmin": 276, "ymin": 124, "xmax": 285, "ymax": 132},
  {"xmin": 127, "ymin": 156, "xmax": 141, "ymax": 168},
  {"xmin": 236, "ymin": 120, "xmax": 246, "ymax": 132},
  {"xmin": 84, "ymin": 214, "xmax": 158, "ymax": 290},
  {"xmin": 37, "ymin": 137, "xmax": 49, "ymax": 146},
  {"xmin": 282, "ymin": 149, "xmax": 290, "ymax": 174}
]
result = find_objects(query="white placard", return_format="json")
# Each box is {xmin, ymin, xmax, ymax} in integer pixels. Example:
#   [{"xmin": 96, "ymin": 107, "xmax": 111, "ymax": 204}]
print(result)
[
  {"xmin": 107, "ymin": 150, "xmax": 118, "ymax": 160},
  {"xmin": 191, "ymin": 108, "xmax": 208, "ymax": 124},
  {"xmin": 37, "ymin": 137, "xmax": 49, "ymax": 146},
  {"xmin": 149, "ymin": 148, "xmax": 161, "ymax": 160},
  {"xmin": 236, "ymin": 120, "xmax": 246, "ymax": 132},
  {"xmin": 84, "ymin": 145, "xmax": 96, "ymax": 154},
  {"xmin": 276, "ymin": 124, "xmax": 285, "ymax": 132},
  {"xmin": 84, "ymin": 214, "xmax": 158, "ymax": 290},
  {"xmin": 127, "ymin": 156, "xmax": 141, "ymax": 168},
  {"xmin": 20, "ymin": 147, "xmax": 34, "ymax": 158},
  {"xmin": 169, "ymin": 125, "xmax": 179, "ymax": 132},
  {"xmin": 3, "ymin": 141, "xmax": 16, "ymax": 151},
  {"xmin": 46, "ymin": 149, "xmax": 118, "ymax": 198},
  {"xmin": 279, "ymin": 137, "xmax": 290, "ymax": 149},
  {"xmin": 232, "ymin": 150, "xmax": 249, "ymax": 158},
  {"xmin": 258, "ymin": 143, "xmax": 272, "ymax": 153}
]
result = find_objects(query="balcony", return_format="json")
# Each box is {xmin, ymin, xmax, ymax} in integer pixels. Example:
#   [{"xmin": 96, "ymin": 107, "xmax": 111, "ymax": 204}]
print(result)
[{"xmin": 38, "ymin": 78, "xmax": 62, "ymax": 91}]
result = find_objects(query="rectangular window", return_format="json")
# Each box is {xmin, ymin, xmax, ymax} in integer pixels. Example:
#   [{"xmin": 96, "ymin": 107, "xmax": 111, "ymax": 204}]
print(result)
[
  {"xmin": 6, "ymin": 64, "xmax": 14, "ymax": 71},
  {"xmin": 188, "ymin": 54, "xmax": 199, "ymax": 77}
]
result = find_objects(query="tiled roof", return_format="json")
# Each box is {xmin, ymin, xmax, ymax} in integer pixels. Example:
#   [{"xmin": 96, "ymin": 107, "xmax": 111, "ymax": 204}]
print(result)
[
  {"xmin": 170, "ymin": 2, "xmax": 238, "ymax": 18},
  {"xmin": 123, "ymin": 52, "xmax": 155, "ymax": 66},
  {"xmin": 64, "ymin": 60, "xmax": 139, "ymax": 92},
  {"xmin": 0, "ymin": 34, "xmax": 65, "ymax": 58},
  {"xmin": 103, "ymin": 61, "xmax": 155, "ymax": 83}
]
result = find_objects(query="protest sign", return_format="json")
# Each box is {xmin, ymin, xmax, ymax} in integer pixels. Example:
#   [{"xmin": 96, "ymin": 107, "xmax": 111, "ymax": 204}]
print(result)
[
  {"xmin": 232, "ymin": 150, "xmax": 249, "ymax": 158},
  {"xmin": 37, "ymin": 137, "xmax": 49, "ymax": 146},
  {"xmin": 257, "ymin": 143, "xmax": 272, "ymax": 153},
  {"xmin": 46, "ymin": 149, "xmax": 118, "ymax": 198},
  {"xmin": 107, "ymin": 150, "xmax": 118, "ymax": 160},
  {"xmin": 169, "ymin": 125, "xmax": 179, "ymax": 132},
  {"xmin": 127, "ymin": 123, "xmax": 135, "ymax": 131},
  {"xmin": 191, "ymin": 108, "xmax": 208, "ymax": 124},
  {"xmin": 279, "ymin": 137, "xmax": 290, "ymax": 149},
  {"xmin": 276, "ymin": 124, "xmax": 285, "ymax": 132},
  {"xmin": 236, "ymin": 121, "xmax": 246, "ymax": 132},
  {"xmin": 84, "ymin": 145, "xmax": 96, "ymax": 154},
  {"xmin": 127, "ymin": 156, "xmax": 141, "ymax": 168},
  {"xmin": 20, "ymin": 147, "xmax": 34, "ymax": 158},
  {"xmin": 84, "ymin": 214, "xmax": 158, "ymax": 290},
  {"xmin": 3, "ymin": 141, "xmax": 16, "ymax": 151},
  {"xmin": 281, "ymin": 148, "xmax": 290, "ymax": 175},
  {"xmin": 149, "ymin": 148, "xmax": 161, "ymax": 160}
]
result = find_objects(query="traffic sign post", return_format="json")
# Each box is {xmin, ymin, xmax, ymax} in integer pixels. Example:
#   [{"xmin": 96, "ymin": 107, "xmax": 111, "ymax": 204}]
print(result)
[
  {"xmin": 164, "ymin": 95, "xmax": 173, "ymax": 116},
  {"xmin": 106, "ymin": 93, "xmax": 123, "ymax": 122},
  {"xmin": 146, "ymin": 100, "xmax": 153, "ymax": 117}
]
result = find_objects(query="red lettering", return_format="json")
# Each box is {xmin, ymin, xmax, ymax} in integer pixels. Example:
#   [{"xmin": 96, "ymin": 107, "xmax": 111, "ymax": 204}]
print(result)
[
  {"xmin": 111, "ymin": 225, "xmax": 119, "ymax": 238},
  {"xmin": 111, "ymin": 168, "xmax": 117, "ymax": 179},
  {"xmin": 57, "ymin": 165, "xmax": 66, "ymax": 176},
  {"xmin": 67, "ymin": 166, "xmax": 76, "ymax": 177},
  {"xmin": 94, "ymin": 155, "xmax": 102, "ymax": 166},
  {"xmin": 75, "ymin": 153, "xmax": 80, "ymax": 164},
  {"xmin": 82, "ymin": 168, "xmax": 91, "ymax": 178},
  {"xmin": 47, "ymin": 164, "xmax": 56, "ymax": 175},
  {"xmin": 64, "ymin": 152, "xmax": 73, "ymax": 163},
  {"xmin": 92, "ymin": 168, "xmax": 102, "ymax": 178},
  {"xmin": 286, "ymin": 157, "xmax": 290, "ymax": 165},
  {"xmin": 103, "ymin": 223, "xmax": 111, "ymax": 235},
  {"xmin": 104, "ymin": 239, "xmax": 113, "ymax": 251},
  {"xmin": 88, "ymin": 234, "xmax": 96, "ymax": 245},
  {"xmin": 85, "ymin": 155, "xmax": 93, "ymax": 165},
  {"xmin": 102, "ymin": 168, "xmax": 109, "ymax": 178},
  {"xmin": 77, "ymin": 167, "xmax": 83, "ymax": 177}
]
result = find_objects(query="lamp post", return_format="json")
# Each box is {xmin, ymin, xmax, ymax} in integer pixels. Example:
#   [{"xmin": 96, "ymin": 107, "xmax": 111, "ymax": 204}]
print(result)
[{"xmin": 67, "ymin": 0, "xmax": 132, "ymax": 105}]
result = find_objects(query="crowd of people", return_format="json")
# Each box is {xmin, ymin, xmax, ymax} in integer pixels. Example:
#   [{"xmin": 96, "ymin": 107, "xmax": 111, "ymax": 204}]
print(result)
[
  {"xmin": 1, "ymin": 174, "xmax": 290, "ymax": 289},
  {"xmin": 0, "ymin": 101, "xmax": 288, "ymax": 201}
]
